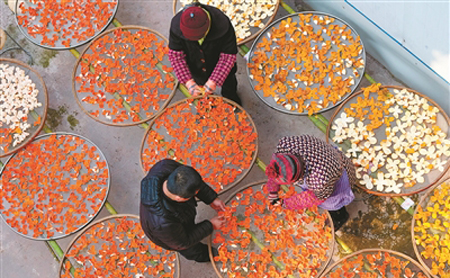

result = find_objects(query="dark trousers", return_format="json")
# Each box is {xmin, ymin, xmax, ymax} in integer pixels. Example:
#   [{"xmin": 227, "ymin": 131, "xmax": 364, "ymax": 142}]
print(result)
[
  {"xmin": 178, "ymin": 242, "xmax": 210, "ymax": 262},
  {"xmin": 220, "ymin": 72, "xmax": 241, "ymax": 105},
  {"xmin": 328, "ymin": 206, "xmax": 349, "ymax": 231}
]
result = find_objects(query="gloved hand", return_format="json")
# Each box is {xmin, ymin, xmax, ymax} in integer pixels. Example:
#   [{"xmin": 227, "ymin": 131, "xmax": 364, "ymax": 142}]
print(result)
[
  {"xmin": 271, "ymin": 198, "xmax": 283, "ymax": 206},
  {"xmin": 204, "ymin": 79, "xmax": 216, "ymax": 95},
  {"xmin": 186, "ymin": 79, "xmax": 202, "ymax": 96}
]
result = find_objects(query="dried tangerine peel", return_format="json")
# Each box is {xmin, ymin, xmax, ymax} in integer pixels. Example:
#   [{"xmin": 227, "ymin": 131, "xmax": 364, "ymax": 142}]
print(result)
[
  {"xmin": 212, "ymin": 186, "xmax": 333, "ymax": 278},
  {"xmin": 0, "ymin": 63, "xmax": 42, "ymax": 154},
  {"xmin": 323, "ymin": 251, "xmax": 429, "ymax": 278},
  {"xmin": 0, "ymin": 134, "xmax": 108, "ymax": 239},
  {"xmin": 179, "ymin": 0, "xmax": 277, "ymax": 42},
  {"xmin": 332, "ymin": 84, "xmax": 450, "ymax": 194},
  {"xmin": 248, "ymin": 14, "xmax": 364, "ymax": 115},
  {"xmin": 414, "ymin": 181, "xmax": 450, "ymax": 277},
  {"xmin": 141, "ymin": 97, "xmax": 257, "ymax": 192},
  {"xmin": 75, "ymin": 28, "xmax": 175, "ymax": 125},
  {"xmin": 61, "ymin": 216, "xmax": 177, "ymax": 278},
  {"xmin": 16, "ymin": 0, "xmax": 117, "ymax": 48}
]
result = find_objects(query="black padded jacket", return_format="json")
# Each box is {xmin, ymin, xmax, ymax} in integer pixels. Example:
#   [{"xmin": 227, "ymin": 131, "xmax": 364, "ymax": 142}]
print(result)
[
  {"xmin": 139, "ymin": 159, "xmax": 218, "ymax": 251},
  {"xmin": 169, "ymin": 4, "xmax": 237, "ymax": 85}
]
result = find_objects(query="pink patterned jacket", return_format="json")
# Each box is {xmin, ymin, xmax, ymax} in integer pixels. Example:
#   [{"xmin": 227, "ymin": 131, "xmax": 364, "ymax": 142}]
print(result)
[{"xmin": 266, "ymin": 135, "xmax": 356, "ymax": 210}]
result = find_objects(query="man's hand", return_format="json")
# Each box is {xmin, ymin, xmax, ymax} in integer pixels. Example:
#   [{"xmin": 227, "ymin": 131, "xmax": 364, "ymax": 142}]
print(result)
[
  {"xmin": 186, "ymin": 79, "xmax": 202, "ymax": 96},
  {"xmin": 210, "ymin": 198, "xmax": 226, "ymax": 212},
  {"xmin": 204, "ymin": 79, "xmax": 216, "ymax": 95},
  {"xmin": 210, "ymin": 215, "xmax": 226, "ymax": 230}
]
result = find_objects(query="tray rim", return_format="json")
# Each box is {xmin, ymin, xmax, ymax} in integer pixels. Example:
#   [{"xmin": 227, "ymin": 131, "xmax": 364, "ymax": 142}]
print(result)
[
  {"xmin": 139, "ymin": 95, "xmax": 259, "ymax": 196},
  {"xmin": 319, "ymin": 248, "xmax": 431, "ymax": 278},
  {"xmin": 0, "ymin": 132, "xmax": 111, "ymax": 241},
  {"xmin": 15, "ymin": 0, "xmax": 120, "ymax": 50},
  {"xmin": 71, "ymin": 25, "xmax": 178, "ymax": 127},
  {"xmin": 0, "ymin": 57, "xmax": 48, "ymax": 158},
  {"xmin": 246, "ymin": 11, "xmax": 366, "ymax": 116},
  {"xmin": 171, "ymin": 0, "xmax": 281, "ymax": 46},
  {"xmin": 208, "ymin": 180, "xmax": 335, "ymax": 278},
  {"xmin": 57, "ymin": 213, "xmax": 181, "ymax": 278},
  {"xmin": 411, "ymin": 177, "xmax": 450, "ymax": 278},
  {"xmin": 325, "ymin": 85, "xmax": 450, "ymax": 197}
]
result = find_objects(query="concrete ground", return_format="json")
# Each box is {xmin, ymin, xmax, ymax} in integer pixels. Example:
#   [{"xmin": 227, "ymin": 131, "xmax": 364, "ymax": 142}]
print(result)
[{"xmin": 1, "ymin": 0, "xmax": 449, "ymax": 277}]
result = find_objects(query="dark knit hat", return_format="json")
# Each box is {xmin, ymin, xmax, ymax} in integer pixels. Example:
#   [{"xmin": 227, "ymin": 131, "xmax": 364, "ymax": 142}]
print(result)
[
  {"xmin": 266, "ymin": 153, "xmax": 302, "ymax": 183},
  {"xmin": 180, "ymin": 6, "xmax": 210, "ymax": 41}
]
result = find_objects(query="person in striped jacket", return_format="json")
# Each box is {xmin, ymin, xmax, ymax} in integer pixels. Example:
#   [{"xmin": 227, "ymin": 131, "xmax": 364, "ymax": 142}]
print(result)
[{"xmin": 265, "ymin": 135, "xmax": 357, "ymax": 231}]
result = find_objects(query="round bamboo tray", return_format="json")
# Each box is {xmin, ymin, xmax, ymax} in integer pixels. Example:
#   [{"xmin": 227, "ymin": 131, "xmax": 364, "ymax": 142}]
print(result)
[
  {"xmin": 247, "ymin": 12, "xmax": 366, "ymax": 116},
  {"xmin": 59, "ymin": 214, "xmax": 180, "ymax": 278},
  {"xmin": 72, "ymin": 26, "xmax": 177, "ymax": 126},
  {"xmin": 208, "ymin": 180, "xmax": 335, "ymax": 278},
  {"xmin": 412, "ymin": 178, "xmax": 450, "ymax": 278},
  {"xmin": 172, "ymin": 0, "xmax": 280, "ymax": 46},
  {"xmin": 0, "ymin": 58, "xmax": 48, "ymax": 158},
  {"xmin": 326, "ymin": 85, "xmax": 450, "ymax": 197},
  {"xmin": 320, "ymin": 248, "xmax": 431, "ymax": 277},
  {"xmin": 140, "ymin": 95, "xmax": 258, "ymax": 195},
  {"xmin": 0, "ymin": 29, "xmax": 6, "ymax": 50},
  {"xmin": 15, "ymin": 0, "xmax": 119, "ymax": 50},
  {"xmin": 8, "ymin": 0, "xmax": 17, "ymax": 13},
  {"xmin": 0, "ymin": 132, "xmax": 110, "ymax": 240}
]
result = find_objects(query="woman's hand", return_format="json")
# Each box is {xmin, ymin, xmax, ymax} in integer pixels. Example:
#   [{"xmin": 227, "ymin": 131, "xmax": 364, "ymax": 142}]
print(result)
[
  {"xmin": 204, "ymin": 79, "xmax": 216, "ymax": 95},
  {"xmin": 186, "ymin": 79, "xmax": 202, "ymax": 96}
]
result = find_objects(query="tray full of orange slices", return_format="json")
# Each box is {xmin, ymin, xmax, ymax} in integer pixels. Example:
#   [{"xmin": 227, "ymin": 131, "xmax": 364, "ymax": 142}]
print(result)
[
  {"xmin": 59, "ymin": 214, "xmax": 179, "ymax": 278},
  {"xmin": 320, "ymin": 249, "xmax": 431, "ymax": 278},
  {"xmin": 327, "ymin": 84, "xmax": 450, "ymax": 196},
  {"xmin": 73, "ymin": 26, "xmax": 177, "ymax": 126},
  {"xmin": 16, "ymin": 0, "xmax": 119, "ymax": 50},
  {"xmin": 0, "ymin": 58, "xmax": 48, "ymax": 157},
  {"xmin": 413, "ymin": 179, "xmax": 450, "ymax": 278},
  {"xmin": 247, "ymin": 12, "xmax": 365, "ymax": 115},
  {"xmin": 140, "ymin": 96, "xmax": 258, "ymax": 194},
  {"xmin": 16, "ymin": 0, "xmax": 118, "ymax": 49},
  {"xmin": 0, "ymin": 132, "xmax": 109, "ymax": 240},
  {"xmin": 209, "ymin": 181, "xmax": 334, "ymax": 278},
  {"xmin": 174, "ymin": 0, "xmax": 280, "ymax": 45}
]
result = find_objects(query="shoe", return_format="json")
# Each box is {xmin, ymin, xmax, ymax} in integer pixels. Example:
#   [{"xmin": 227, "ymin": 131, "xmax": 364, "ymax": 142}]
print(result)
[
  {"xmin": 333, "ymin": 210, "xmax": 349, "ymax": 231},
  {"xmin": 329, "ymin": 207, "xmax": 350, "ymax": 232},
  {"xmin": 193, "ymin": 247, "xmax": 218, "ymax": 263}
]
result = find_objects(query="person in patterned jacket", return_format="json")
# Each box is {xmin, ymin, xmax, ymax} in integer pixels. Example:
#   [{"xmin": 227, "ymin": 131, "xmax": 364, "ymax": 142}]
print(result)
[
  {"xmin": 265, "ymin": 135, "xmax": 357, "ymax": 231},
  {"xmin": 168, "ymin": 2, "xmax": 241, "ymax": 105}
]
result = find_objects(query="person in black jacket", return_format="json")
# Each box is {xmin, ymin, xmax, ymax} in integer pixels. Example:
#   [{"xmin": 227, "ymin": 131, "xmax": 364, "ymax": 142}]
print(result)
[
  {"xmin": 168, "ymin": 3, "xmax": 241, "ymax": 105},
  {"xmin": 140, "ymin": 159, "xmax": 226, "ymax": 262}
]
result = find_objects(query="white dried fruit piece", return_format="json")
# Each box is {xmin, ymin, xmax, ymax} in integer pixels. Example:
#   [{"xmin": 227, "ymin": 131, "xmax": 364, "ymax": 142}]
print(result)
[
  {"xmin": 360, "ymin": 174, "xmax": 373, "ymax": 190},
  {"xmin": 0, "ymin": 63, "xmax": 42, "ymax": 148},
  {"xmin": 388, "ymin": 105, "xmax": 403, "ymax": 118},
  {"xmin": 432, "ymin": 158, "xmax": 447, "ymax": 172},
  {"xmin": 347, "ymin": 143, "xmax": 360, "ymax": 158},
  {"xmin": 333, "ymin": 112, "xmax": 354, "ymax": 129}
]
